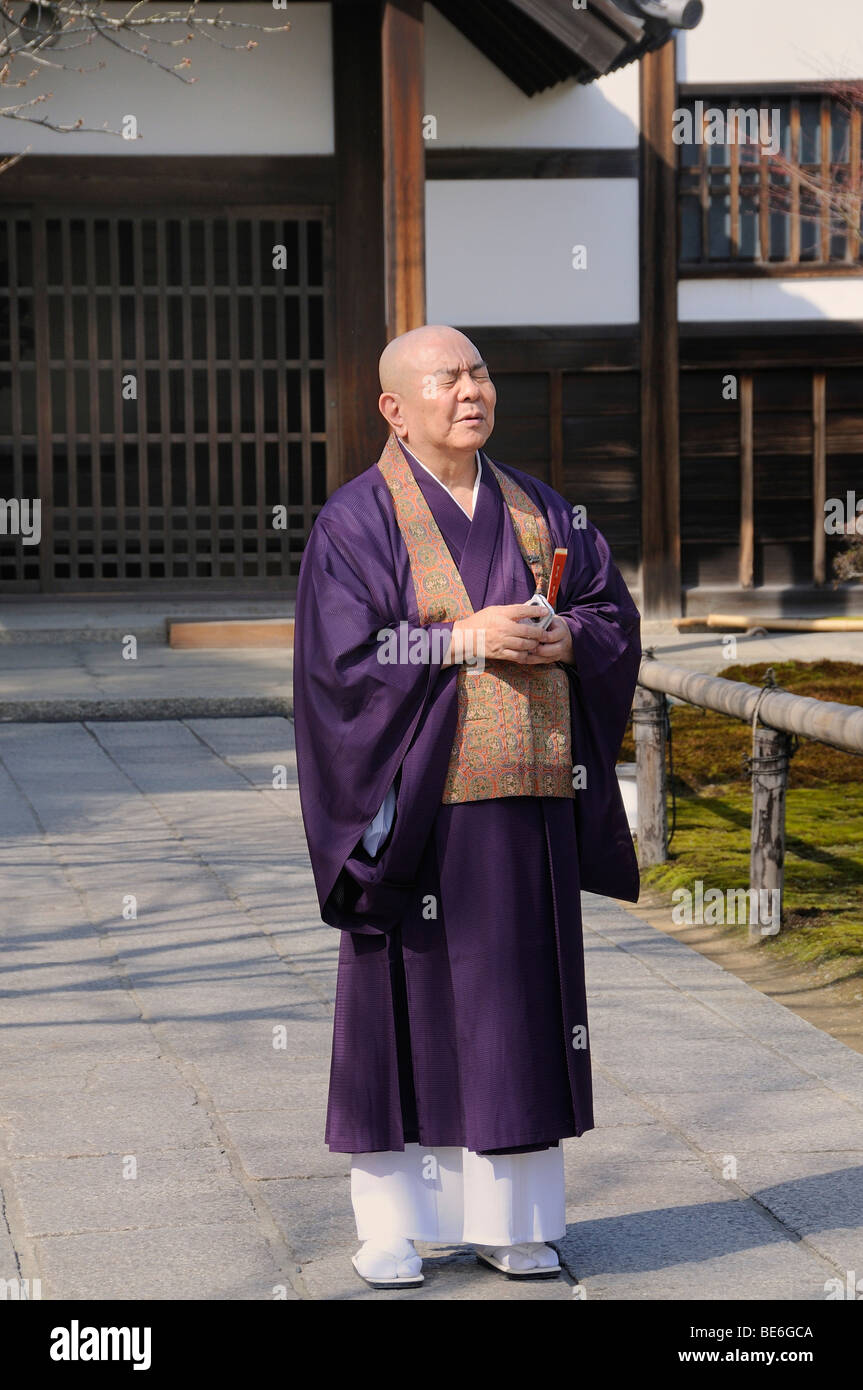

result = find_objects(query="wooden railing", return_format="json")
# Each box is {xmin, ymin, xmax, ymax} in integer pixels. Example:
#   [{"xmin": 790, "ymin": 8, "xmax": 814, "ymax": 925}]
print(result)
[{"xmin": 633, "ymin": 654, "xmax": 863, "ymax": 941}]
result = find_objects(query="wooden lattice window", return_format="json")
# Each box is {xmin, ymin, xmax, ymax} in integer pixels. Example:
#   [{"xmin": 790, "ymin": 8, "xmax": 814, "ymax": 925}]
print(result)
[
  {"xmin": 678, "ymin": 90, "xmax": 863, "ymax": 272},
  {"xmin": 0, "ymin": 206, "xmax": 332, "ymax": 592}
]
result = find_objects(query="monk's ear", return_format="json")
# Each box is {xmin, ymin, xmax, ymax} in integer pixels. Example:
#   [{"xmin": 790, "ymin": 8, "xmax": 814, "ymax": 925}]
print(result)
[{"xmin": 379, "ymin": 392, "xmax": 405, "ymax": 432}]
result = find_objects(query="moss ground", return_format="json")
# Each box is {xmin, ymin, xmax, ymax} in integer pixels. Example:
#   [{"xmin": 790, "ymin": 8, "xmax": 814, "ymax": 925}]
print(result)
[{"xmin": 618, "ymin": 662, "xmax": 863, "ymax": 967}]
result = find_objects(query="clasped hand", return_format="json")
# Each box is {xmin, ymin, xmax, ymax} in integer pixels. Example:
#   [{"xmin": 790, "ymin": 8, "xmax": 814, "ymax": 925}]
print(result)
[{"xmin": 445, "ymin": 603, "xmax": 574, "ymax": 666}]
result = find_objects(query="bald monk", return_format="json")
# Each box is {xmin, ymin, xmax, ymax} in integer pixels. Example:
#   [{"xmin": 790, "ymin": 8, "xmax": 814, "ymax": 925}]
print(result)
[{"xmin": 293, "ymin": 325, "xmax": 641, "ymax": 1289}]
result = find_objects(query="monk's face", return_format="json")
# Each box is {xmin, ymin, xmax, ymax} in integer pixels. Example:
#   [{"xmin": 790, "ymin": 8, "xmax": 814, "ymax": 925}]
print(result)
[{"xmin": 381, "ymin": 331, "xmax": 496, "ymax": 458}]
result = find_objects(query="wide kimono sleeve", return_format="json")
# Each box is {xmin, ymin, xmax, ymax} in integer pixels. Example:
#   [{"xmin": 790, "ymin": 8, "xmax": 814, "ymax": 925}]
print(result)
[
  {"xmin": 555, "ymin": 516, "xmax": 642, "ymax": 902},
  {"xmin": 292, "ymin": 497, "xmax": 461, "ymax": 935}
]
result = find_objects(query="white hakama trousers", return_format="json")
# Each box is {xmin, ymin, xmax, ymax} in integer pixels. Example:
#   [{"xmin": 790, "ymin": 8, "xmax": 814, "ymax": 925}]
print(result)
[{"xmin": 350, "ymin": 1143, "xmax": 566, "ymax": 1246}]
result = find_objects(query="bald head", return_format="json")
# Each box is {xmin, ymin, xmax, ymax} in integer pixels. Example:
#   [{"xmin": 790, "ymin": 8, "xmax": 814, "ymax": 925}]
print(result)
[
  {"xmin": 378, "ymin": 325, "xmax": 496, "ymax": 468},
  {"xmin": 378, "ymin": 325, "xmax": 480, "ymax": 394}
]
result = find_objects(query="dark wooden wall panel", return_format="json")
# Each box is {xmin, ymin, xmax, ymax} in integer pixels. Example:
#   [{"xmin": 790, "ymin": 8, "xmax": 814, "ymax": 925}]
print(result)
[
  {"xmin": 753, "ymin": 370, "xmax": 816, "ymax": 409},
  {"xmin": 827, "ymin": 416, "xmax": 863, "ymax": 453},
  {"xmin": 761, "ymin": 543, "xmax": 813, "ymax": 587},
  {"xmin": 680, "ymin": 346, "xmax": 863, "ymax": 592},
  {"xmin": 489, "ymin": 371, "xmax": 551, "ymax": 471},
  {"xmin": 470, "ymin": 334, "xmax": 641, "ymax": 588},
  {"xmin": 561, "ymin": 373, "xmax": 639, "ymax": 413},
  {"xmin": 682, "ymin": 545, "xmax": 741, "ymax": 588},
  {"xmin": 826, "ymin": 367, "xmax": 863, "ymax": 407},
  {"xmin": 680, "ymin": 412, "xmax": 740, "ymax": 458}
]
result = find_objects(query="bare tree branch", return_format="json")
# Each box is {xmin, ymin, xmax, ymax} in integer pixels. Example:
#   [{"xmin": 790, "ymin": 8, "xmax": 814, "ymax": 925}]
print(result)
[
  {"xmin": 763, "ymin": 81, "xmax": 863, "ymax": 255},
  {"xmin": 2, "ymin": 86, "xmax": 114, "ymax": 131},
  {"xmin": 0, "ymin": 0, "xmax": 290, "ymax": 139}
]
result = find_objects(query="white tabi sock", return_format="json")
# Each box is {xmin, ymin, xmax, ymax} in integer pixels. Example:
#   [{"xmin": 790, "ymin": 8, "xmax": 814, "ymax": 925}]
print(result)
[
  {"xmin": 475, "ymin": 1241, "xmax": 559, "ymax": 1271},
  {"xmin": 354, "ymin": 1236, "xmax": 422, "ymax": 1281}
]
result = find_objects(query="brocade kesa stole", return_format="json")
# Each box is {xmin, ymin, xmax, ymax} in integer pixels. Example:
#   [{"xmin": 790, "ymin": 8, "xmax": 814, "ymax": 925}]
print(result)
[{"xmin": 376, "ymin": 434, "xmax": 574, "ymax": 803}]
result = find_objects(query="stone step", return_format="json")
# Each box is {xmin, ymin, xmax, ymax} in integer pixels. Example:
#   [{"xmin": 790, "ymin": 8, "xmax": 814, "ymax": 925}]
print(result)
[{"xmin": 169, "ymin": 619, "xmax": 295, "ymax": 649}]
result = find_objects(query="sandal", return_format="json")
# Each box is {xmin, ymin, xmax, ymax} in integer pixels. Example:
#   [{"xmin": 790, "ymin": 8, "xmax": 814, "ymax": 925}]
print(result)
[
  {"xmin": 352, "ymin": 1237, "xmax": 424, "ymax": 1289},
  {"xmin": 475, "ymin": 1241, "xmax": 561, "ymax": 1279}
]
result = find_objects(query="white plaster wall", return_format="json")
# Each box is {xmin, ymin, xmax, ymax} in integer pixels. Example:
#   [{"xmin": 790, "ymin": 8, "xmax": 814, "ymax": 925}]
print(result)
[
  {"xmin": 426, "ymin": 179, "xmax": 638, "ymax": 325},
  {"xmin": 0, "ymin": 3, "xmax": 333, "ymax": 154},
  {"xmin": 679, "ymin": 278, "xmax": 863, "ymax": 321},
  {"xmin": 423, "ymin": 3, "xmax": 639, "ymax": 148},
  {"xmin": 678, "ymin": 0, "xmax": 863, "ymax": 84}
]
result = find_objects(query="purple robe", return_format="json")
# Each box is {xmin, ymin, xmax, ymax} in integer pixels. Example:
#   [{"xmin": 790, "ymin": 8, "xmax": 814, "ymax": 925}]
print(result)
[{"xmin": 293, "ymin": 441, "xmax": 641, "ymax": 1154}]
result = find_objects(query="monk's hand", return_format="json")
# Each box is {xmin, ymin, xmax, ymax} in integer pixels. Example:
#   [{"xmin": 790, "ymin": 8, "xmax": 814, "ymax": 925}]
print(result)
[
  {"xmin": 523, "ymin": 615, "xmax": 574, "ymax": 665},
  {"xmin": 448, "ymin": 603, "xmax": 547, "ymax": 663}
]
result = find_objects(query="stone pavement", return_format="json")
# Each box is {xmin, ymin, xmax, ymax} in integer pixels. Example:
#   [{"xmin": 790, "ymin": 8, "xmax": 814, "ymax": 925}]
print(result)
[
  {"xmin": 1, "ymin": 622, "xmax": 862, "ymax": 724},
  {"xmin": 0, "ymin": 642, "xmax": 290, "ymax": 722},
  {"xmin": 0, "ymin": 598, "xmax": 294, "ymax": 645},
  {"xmin": 1, "ymin": 715, "xmax": 862, "ymax": 1301}
]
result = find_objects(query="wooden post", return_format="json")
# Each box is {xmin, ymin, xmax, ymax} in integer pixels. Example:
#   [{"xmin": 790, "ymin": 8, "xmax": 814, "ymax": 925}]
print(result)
[
  {"xmin": 639, "ymin": 41, "xmax": 681, "ymax": 619},
  {"xmin": 381, "ymin": 0, "xmax": 426, "ymax": 339},
  {"xmin": 332, "ymin": 0, "xmax": 387, "ymax": 482},
  {"xmin": 748, "ymin": 724, "xmax": 791, "ymax": 942},
  {"xmin": 549, "ymin": 368, "xmax": 564, "ymax": 493},
  {"xmin": 32, "ymin": 213, "xmax": 54, "ymax": 592},
  {"xmin": 632, "ymin": 685, "xmax": 668, "ymax": 866},
  {"xmin": 739, "ymin": 372, "xmax": 754, "ymax": 588},
  {"xmin": 812, "ymin": 371, "xmax": 826, "ymax": 585}
]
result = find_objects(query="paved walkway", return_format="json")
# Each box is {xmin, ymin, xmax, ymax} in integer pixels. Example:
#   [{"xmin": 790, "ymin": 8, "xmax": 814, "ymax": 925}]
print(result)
[
  {"xmin": 0, "ymin": 598, "xmax": 294, "ymax": 644},
  {"xmin": 1, "ymin": 716, "xmax": 862, "ymax": 1300},
  {"xmin": 0, "ymin": 643, "xmax": 291, "ymax": 722},
  {"xmin": 1, "ymin": 623, "xmax": 862, "ymax": 724}
]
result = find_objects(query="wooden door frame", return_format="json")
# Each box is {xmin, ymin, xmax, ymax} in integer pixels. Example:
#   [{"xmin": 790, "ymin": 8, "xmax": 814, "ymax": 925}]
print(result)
[{"xmin": 0, "ymin": 183, "xmax": 338, "ymax": 593}]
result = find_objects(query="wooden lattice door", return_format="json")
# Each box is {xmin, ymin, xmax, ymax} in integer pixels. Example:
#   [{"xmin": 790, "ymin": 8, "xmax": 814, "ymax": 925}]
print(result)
[{"xmin": 0, "ymin": 206, "xmax": 333, "ymax": 592}]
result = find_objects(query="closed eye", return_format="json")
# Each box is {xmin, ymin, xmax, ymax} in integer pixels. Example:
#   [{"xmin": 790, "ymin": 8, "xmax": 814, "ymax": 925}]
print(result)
[{"xmin": 437, "ymin": 367, "xmax": 490, "ymax": 386}]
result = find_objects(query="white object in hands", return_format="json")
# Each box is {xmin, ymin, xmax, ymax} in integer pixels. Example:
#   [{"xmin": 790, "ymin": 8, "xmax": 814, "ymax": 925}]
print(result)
[
  {"xmin": 361, "ymin": 782, "xmax": 396, "ymax": 856},
  {"xmin": 519, "ymin": 591, "xmax": 555, "ymax": 630}
]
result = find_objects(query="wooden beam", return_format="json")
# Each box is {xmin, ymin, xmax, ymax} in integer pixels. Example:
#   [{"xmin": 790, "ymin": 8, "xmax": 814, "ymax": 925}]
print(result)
[
  {"xmin": 639, "ymin": 41, "xmax": 681, "ymax": 619},
  {"xmin": 0, "ymin": 156, "xmax": 335, "ymax": 206},
  {"xmin": 170, "ymin": 619, "xmax": 294, "ymax": 649},
  {"xmin": 382, "ymin": 0, "xmax": 426, "ymax": 339},
  {"xmin": 680, "ymin": 323, "xmax": 863, "ymax": 370},
  {"xmin": 426, "ymin": 147, "xmax": 639, "ymax": 179},
  {"xmin": 678, "ymin": 80, "xmax": 849, "ymax": 96},
  {"xmin": 332, "ymin": 0, "xmax": 387, "ymax": 482}
]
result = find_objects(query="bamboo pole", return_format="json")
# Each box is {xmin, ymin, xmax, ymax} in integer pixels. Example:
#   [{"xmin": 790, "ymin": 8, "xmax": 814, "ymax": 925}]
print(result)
[
  {"xmin": 638, "ymin": 661, "xmax": 863, "ymax": 756},
  {"xmin": 675, "ymin": 614, "xmax": 863, "ymax": 631},
  {"xmin": 635, "ymin": 659, "xmax": 863, "ymax": 944},
  {"xmin": 705, "ymin": 614, "xmax": 863, "ymax": 632}
]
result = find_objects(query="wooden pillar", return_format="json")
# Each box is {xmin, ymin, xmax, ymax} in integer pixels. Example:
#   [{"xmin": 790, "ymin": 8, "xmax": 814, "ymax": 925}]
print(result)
[
  {"xmin": 739, "ymin": 372, "xmax": 754, "ymax": 588},
  {"xmin": 748, "ymin": 724, "xmax": 791, "ymax": 941},
  {"xmin": 332, "ymin": 0, "xmax": 387, "ymax": 482},
  {"xmin": 632, "ymin": 684, "xmax": 668, "ymax": 866},
  {"xmin": 812, "ymin": 371, "xmax": 827, "ymax": 585},
  {"xmin": 639, "ymin": 41, "xmax": 681, "ymax": 619},
  {"xmin": 32, "ymin": 213, "xmax": 54, "ymax": 591},
  {"xmin": 549, "ymin": 369, "xmax": 564, "ymax": 493},
  {"xmin": 381, "ymin": 0, "xmax": 426, "ymax": 338}
]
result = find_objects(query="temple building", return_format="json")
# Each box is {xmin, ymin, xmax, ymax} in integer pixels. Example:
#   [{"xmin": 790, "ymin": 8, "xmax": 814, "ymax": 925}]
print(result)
[{"xmin": 1, "ymin": 0, "xmax": 862, "ymax": 618}]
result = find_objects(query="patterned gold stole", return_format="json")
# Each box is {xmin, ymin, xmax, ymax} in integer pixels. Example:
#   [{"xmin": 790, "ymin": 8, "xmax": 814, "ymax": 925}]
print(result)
[{"xmin": 376, "ymin": 434, "xmax": 574, "ymax": 803}]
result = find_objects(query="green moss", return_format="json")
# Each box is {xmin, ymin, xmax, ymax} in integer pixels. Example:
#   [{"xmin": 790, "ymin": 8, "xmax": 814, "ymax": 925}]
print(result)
[{"xmin": 623, "ymin": 663, "xmax": 863, "ymax": 965}]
